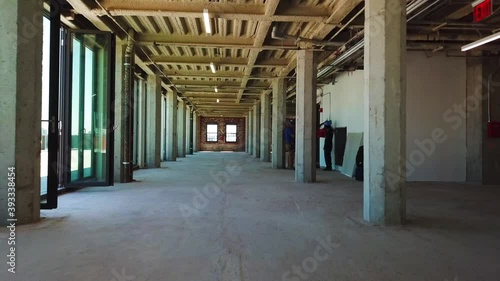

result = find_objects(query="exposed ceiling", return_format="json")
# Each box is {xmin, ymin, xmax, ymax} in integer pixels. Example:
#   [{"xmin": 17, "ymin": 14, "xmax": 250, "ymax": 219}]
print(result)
[{"xmin": 61, "ymin": 0, "xmax": 500, "ymax": 117}]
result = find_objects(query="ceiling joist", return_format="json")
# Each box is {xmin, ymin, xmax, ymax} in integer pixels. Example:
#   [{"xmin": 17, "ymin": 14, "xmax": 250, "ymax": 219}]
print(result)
[{"xmin": 93, "ymin": 0, "xmax": 329, "ymax": 22}]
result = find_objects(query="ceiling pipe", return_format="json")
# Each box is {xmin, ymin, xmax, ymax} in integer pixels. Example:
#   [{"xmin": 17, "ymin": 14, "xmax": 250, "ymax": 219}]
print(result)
[
  {"xmin": 407, "ymin": 33, "xmax": 487, "ymax": 41},
  {"xmin": 407, "ymin": 0, "xmax": 440, "ymax": 22},
  {"xmin": 317, "ymin": 0, "xmax": 434, "ymax": 81},
  {"xmin": 317, "ymin": 31, "xmax": 364, "ymax": 78},
  {"xmin": 407, "ymin": 0, "xmax": 428, "ymax": 15},
  {"xmin": 323, "ymin": 7, "xmax": 365, "ymax": 46}
]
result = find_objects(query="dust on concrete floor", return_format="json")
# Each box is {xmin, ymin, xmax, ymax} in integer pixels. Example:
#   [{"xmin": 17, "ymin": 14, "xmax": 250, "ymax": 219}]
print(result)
[{"xmin": 1, "ymin": 152, "xmax": 499, "ymax": 281}]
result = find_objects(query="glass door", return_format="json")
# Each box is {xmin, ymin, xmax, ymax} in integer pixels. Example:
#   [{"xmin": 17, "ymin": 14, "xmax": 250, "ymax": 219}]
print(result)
[
  {"xmin": 62, "ymin": 30, "xmax": 114, "ymax": 187},
  {"xmin": 41, "ymin": 3, "xmax": 61, "ymax": 209},
  {"xmin": 41, "ymin": 16, "xmax": 51, "ymax": 197}
]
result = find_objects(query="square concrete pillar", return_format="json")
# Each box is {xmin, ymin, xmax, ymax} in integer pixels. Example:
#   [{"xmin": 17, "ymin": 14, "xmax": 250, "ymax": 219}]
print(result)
[
  {"xmin": 364, "ymin": 0, "xmax": 406, "ymax": 225},
  {"xmin": 245, "ymin": 115, "xmax": 249, "ymax": 153},
  {"xmin": 0, "ymin": 0, "xmax": 43, "ymax": 225},
  {"xmin": 260, "ymin": 92, "xmax": 271, "ymax": 162},
  {"xmin": 186, "ymin": 107, "xmax": 192, "ymax": 155},
  {"xmin": 193, "ymin": 111, "xmax": 198, "ymax": 152},
  {"xmin": 248, "ymin": 109, "xmax": 253, "ymax": 154},
  {"xmin": 165, "ymin": 89, "xmax": 178, "ymax": 161},
  {"xmin": 272, "ymin": 79, "xmax": 287, "ymax": 168},
  {"xmin": 146, "ymin": 74, "xmax": 162, "ymax": 168},
  {"xmin": 137, "ymin": 79, "xmax": 147, "ymax": 168},
  {"xmin": 253, "ymin": 104, "xmax": 261, "ymax": 158},
  {"xmin": 295, "ymin": 50, "xmax": 317, "ymax": 183},
  {"xmin": 177, "ymin": 100, "xmax": 186, "ymax": 157},
  {"xmin": 114, "ymin": 42, "xmax": 125, "ymax": 181},
  {"xmin": 465, "ymin": 53, "xmax": 483, "ymax": 183}
]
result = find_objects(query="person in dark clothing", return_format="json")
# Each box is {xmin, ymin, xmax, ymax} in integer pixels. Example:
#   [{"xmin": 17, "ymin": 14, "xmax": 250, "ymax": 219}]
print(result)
[
  {"xmin": 284, "ymin": 120, "xmax": 295, "ymax": 169},
  {"xmin": 320, "ymin": 120, "xmax": 334, "ymax": 171}
]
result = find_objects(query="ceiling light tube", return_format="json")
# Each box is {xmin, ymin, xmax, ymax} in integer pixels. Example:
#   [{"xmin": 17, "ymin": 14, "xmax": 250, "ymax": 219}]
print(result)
[
  {"xmin": 217, "ymin": 99, "xmax": 220, "ymax": 103},
  {"xmin": 203, "ymin": 9, "xmax": 211, "ymax": 34},
  {"xmin": 461, "ymin": 32, "xmax": 500, "ymax": 51},
  {"xmin": 210, "ymin": 62, "xmax": 216, "ymax": 73},
  {"xmin": 215, "ymin": 87, "xmax": 218, "ymax": 93}
]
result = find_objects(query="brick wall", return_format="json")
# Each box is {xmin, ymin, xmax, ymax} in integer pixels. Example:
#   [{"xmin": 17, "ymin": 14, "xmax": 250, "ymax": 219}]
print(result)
[{"xmin": 198, "ymin": 117, "xmax": 245, "ymax": 151}]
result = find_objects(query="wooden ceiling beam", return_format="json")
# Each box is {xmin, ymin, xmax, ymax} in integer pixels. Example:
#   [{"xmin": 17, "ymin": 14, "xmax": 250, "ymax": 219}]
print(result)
[
  {"xmin": 137, "ymin": 34, "xmax": 254, "ymax": 46},
  {"xmin": 184, "ymin": 92, "xmax": 262, "ymax": 96},
  {"xmin": 162, "ymin": 70, "xmax": 277, "ymax": 80},
  {"xmin": 149, "ymin": 55, "xmax": 288, "ymax": 68},
  {"xmin": 93, "ymin": 1, "xmax": 328, "ymax": 22},
  {"xmin": 171, "ymin": 80, "xmax": 270, "ymax": 87}
]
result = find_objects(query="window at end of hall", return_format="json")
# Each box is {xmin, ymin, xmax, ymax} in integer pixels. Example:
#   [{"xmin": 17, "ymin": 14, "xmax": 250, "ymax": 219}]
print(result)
[
  {"xmin": 226, "ymin": 124, "xmax": 237, "ymax": 142},
  {"xmin": 206, "ymin": 124, "xmax": 218, "ymax": 142}
]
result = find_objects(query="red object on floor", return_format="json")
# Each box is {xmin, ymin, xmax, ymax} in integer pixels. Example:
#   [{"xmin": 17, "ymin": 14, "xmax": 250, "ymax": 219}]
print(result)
[{"xmin": 487, "ymin": 122, "xmax": 500, "ymax": 138}]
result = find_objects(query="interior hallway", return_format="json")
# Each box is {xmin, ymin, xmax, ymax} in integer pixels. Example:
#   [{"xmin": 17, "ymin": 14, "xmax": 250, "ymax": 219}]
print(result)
[{"xmin": 1, "ymin": 152, "xmax": 499, "ymax": 281}]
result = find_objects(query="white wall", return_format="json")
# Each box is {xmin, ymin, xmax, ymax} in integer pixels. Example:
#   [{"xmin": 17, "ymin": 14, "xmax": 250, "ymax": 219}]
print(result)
[
  {"xmin": 320, "ymin": 71, "xmax": 364, "ymax": 167},
  {"xmin": 320, "ymin": 71, "xmax": 364, "ymax": 133},
  {"xmin": 406, "ymin": 51, "xmax": 466, "ymax": 181},
  {"xmin": 319, "ymin": 51, "xmax": 467, "ymax": 182}
]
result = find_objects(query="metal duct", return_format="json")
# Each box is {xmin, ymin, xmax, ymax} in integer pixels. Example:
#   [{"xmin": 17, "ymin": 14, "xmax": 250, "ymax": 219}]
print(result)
[
  {"xmin": 317, "ymin": 0, "xmax": 431, "ymax": 80},
  {"xmin": 122, "ymin": 29, "xmax": 135, "ymax": 183}
]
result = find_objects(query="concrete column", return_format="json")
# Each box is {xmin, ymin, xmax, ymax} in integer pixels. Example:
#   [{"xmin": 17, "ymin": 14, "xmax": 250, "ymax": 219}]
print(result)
[
  {"xmin": 177, "ymin": 100, "xmax": 186, "ymax": 157},
  {"xmin": 260, "ymin": 92, "xmax": 271, "ymax": 161},
  {"xmin": 247, "ymin": 114, "xmax": 251, "ymax": 154},
  {"xmin": 248, "ymin": 109, "xmax": 253, "ymax": 154},
  {"xmin": 245, "ymin": 115, "xmax": 249, "ymax": 153},
  {"xmin": 465, "ymin": 53, "xmax": 483, "ymax": 183},
  {"xmin": 253, "ymin": 104, "xmax": 261, "ymax": 158},
  {"xmin": 0, "ymin": 0, "xmax": 43, "ymax": 225},
  {"xmin": 295, "ymin": 50, "xmax": 317, "ymax": 183},
  {"xmin": 137, "ymin": 79, "xmax": 147, "ymax": 168},
  {"xmin": 161, "ymin": 96, "xmax": 166, "ymax": 161},
  {"xmin": 165, "ymin": 89, "xmax": 178, "ymax": 161},
  {"xmin": 114, "ymin": 42, "xmax": 125, "ymax": 181},
  {"xmin": 146, "ymin": 74, "xmax": 162, "ymax": 168},
  {"xmin": 186, "ymin": 107, "xmax": 192, "ymax": 155},
  {"xmin": 272, "ymin": 79, "xmax": 287, "ymax": 168},
  {"xmin": 193, "ymin": 111, "xmax": 198, "ymax": 152},
  {"xmin": 363, "ymin": 0, "xmax": 406, "ymax": 225}
]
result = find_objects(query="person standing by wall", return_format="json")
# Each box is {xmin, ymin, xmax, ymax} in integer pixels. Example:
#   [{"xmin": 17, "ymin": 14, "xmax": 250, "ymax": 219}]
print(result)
[
  {"xmin": 320, "ymin": 120, "xmax": 334, "ymax": 171},
  {"xmin": 284, "ymin": 120, "xmax": 295, "ymax": 169}
]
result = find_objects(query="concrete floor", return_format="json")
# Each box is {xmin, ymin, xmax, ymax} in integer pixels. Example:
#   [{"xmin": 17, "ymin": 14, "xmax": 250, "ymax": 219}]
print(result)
[{"xmin": 1, "ymin": 152, "xmax": 500, "ymax": 281}]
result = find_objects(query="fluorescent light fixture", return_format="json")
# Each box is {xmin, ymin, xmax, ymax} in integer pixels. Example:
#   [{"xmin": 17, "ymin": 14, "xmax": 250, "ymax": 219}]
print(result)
[
  {"xmin": 203, "ymin": 9, "xmax": 211, "ymax": 34},
  {"xmin": 217, "ymin": 99, "xmax": 220, "ymax": 103},
  {"xmin": 461, "ymin": 32, "xmax": 500, "ymax": 51},
  {"xmin": 215, "ymin": 87, "xmax": 218, "ymax": 93},
  {"xmin": 210, "ymin": 62, "xmax": 216, "ymax": 73}
]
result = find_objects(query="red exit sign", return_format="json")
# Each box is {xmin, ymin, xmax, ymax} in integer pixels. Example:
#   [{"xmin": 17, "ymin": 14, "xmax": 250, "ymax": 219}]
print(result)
[{"xmin": 473, "ymin": 0, "xmax": 493, "ymax": 23}]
